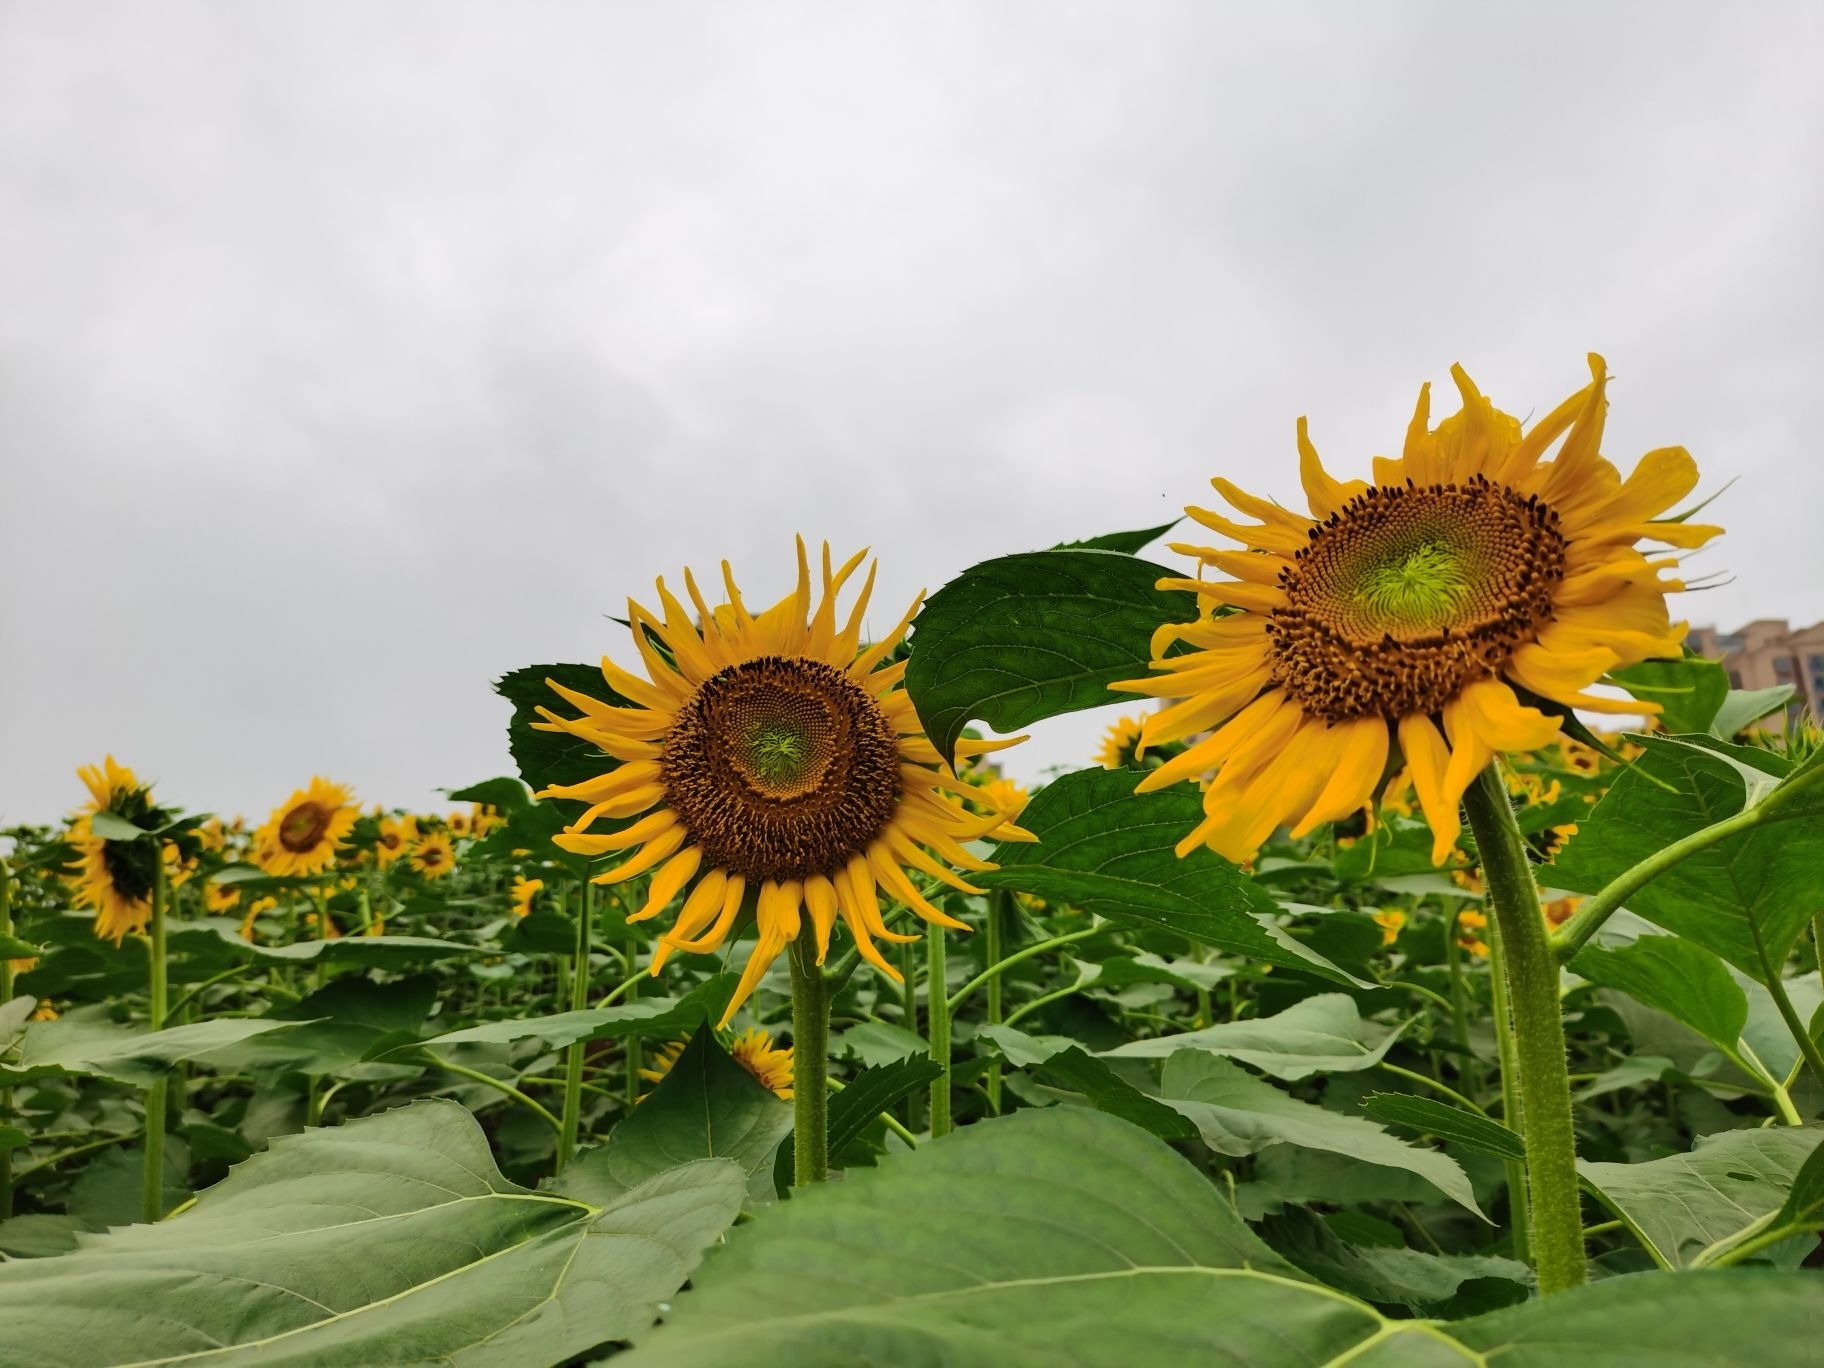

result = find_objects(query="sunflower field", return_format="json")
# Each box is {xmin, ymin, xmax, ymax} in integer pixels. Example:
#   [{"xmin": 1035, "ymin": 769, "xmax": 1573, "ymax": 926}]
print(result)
[{"xmin": 2, "ymin": 359, "xmax": 1822, "ymax": 1366}]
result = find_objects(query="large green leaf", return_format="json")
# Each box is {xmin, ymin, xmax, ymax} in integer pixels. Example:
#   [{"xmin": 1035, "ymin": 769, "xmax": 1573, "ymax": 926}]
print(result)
[
  {"xmin": 977, "ymin": 767, "xmax": 1362, "ymax": 985},
  {"xmin": 166, "ymin": 920, "xmax": 477, "ymax": 967},
  {"xmin": 1102, "ymin": 993, "xmax": 1403, "ymax": 1080},
  {"xmin": 1158, "ymin": 1052, "xmax": 1484, "ymax": 1216},
  {"xmin": 405, "ymin": 977, "xmax": 733, "ymax": 1054},
  {"xmin": 1609, "ymin": 655, "xmax": 1728, "ymax": 735},
  {"xmin": 977, "ymin": 1025, "xmax": 1199, "ymax": 1142},
  {"xmin": 1580, "ymin": 1126, "xmax": 1824, "ymax": 1269},
  {"xmin": 1550, "ymin": 736, "xmax": 1824, "ymax": 981},
  {"xmin": 1359, "ymin": 1093, "xmax": 1525, "ymax": 1162},
  {"xmin": 904, "ymin": 549, "xmax": 1197, "ymax": 765},
  {"xmin": 1571, "ymin": 932, "xmax": 1749, "ymax": 1061},
  {"xmin": 3, "ymin": 1015, "xmax": 306, "ymax": 1086},
  {"xmin": 564, "ymin": 1032, "xmax": 791, "ymax": 1203},
  {"xmin": 1259, "ymin": 1208, "xmax": 1530, "ymax": 1312},
  {"xmin": 0, "ymin": 1100, "xmax": 744, "ymax": 1366},
  {"xmin": 621, "ymin": 1107, "xmax": 1820, "ymax": 1366},
  {"xmin": 496, "ymin": 662, "xmax": 631, "ymax": 813}
]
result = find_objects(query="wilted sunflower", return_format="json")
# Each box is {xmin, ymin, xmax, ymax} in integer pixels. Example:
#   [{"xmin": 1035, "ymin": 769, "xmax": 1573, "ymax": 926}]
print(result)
[
  {"xmin": 410, "ymin": 832, "xmax": 456, "ymax": 879},
  {"xmin": 253, "ymin": 778, "xmax": 356, "ymax": 877},
  {"xmin": 70, "ymin": 756, "xmax": 167, "ymax": 943},
  {"xmin": 534, "ymin": 540, "xmax": 1028, "ymax": 1026},
  {"xmin": 642, "ymin": 1029, "xmax": 795, "ymax": 1099},
  {"xmin": 509, "ymin": 874, "xmax": 542, "ymax": 917},
  {"xmin": 1117, "ymin": 356, "xmax": 1717, "ymax": 865},
  {"xmin": 1096, "ymin": 714, "xmax": 1146, "ymax": 769}
]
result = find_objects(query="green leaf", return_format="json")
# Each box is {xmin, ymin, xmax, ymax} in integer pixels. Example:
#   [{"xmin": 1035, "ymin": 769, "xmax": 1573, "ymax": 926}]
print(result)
[
  {"xmin": 622, "ymin": 1107, "xmax": 1819, "ymax": 1366},
  {"xmin": 978, "ymin": 1026, "xmax": 1199, "ymax": 1142},
  {"xmin": 774, "ymin": 1053, "xmax": 944, "ymax": 1193},
  {"xmin": 1359, "ymin": 1093, "xmax": 1525, "ymax": 1161},
  {"xmin": 1055, "ymin": 519, "xmax": 1179, "ymax": 554},
  {"xmin": 86, "ymin": 811, "xmax": 153, "ymax": 843},
  {"xmin": 837, "ymin": 1021, "xmax": 930, "ymax": 1066},
  {"xmin": 406, "ymin": 976, "xmax": 733, "ymax": 1054},
  {"xmin": 0, "ymin": 1100, "xmax": 745, "ymax": 1366},
  {"xmin": 508, "ymin": 908, "xmax": 580, "ymax": 954},
  {"xmin": 564, "ymin": 1032, "xmax": 791, "ymax": 1203},
  {"xmin": 1571, "ymin": 932, "xmax": 1749, "ymax": 1060},
  {"xmin": 0, "ymin": 1124, "xmax": 30, "ymax": 1151},
  {"xmin": 166, "ymin": 920, "xmax": 478, "ymax": 967},
  {"xmin": 0, "ymin": 934, "xmax": 41, "ymax": 959},
  {"xmin": 1711, "ymin": 685, "xmax": 1795, "ymax": 739},
  {"xmin": 1158, "ymin": 1052, "xmax": 1485, "ymax": 1216},
  {"xmin": 904, "ymin": 549, "xmax": 1197, "ymax": 765},
  {"xmin": 1766, "ymin": 1134, "xmax": 1824, "ymax": 1235},
  {"xmin": 446, "ymin": 775, "xmax": 530, "ymax": 812},
  {"xmin": 1259, "ymin": 1207, "xmax": 1530, "ymax": 1312},
  {"xmin": 1609, "ymin": 654, "xmax": 1729, "ymax": 735},
  {"xmin": 1579, "ymin": 1126, "xmax": 1824, "ymax": 1269},
  {"xmin": 1550, "ymin": 735, "xmax": 1824, "ymax": 982},
  {"xmin": 977, "ymin": 767, "xmax": 1363, "ymax": 985},
  {"xmin": 496, "ymin": 663, "xmax": 627, "ymax": 812},
  {"xmin": 1101, "ymin": 993, "xmax": 1403, "ymax": 1080},
  {"xmin": 4, "ymin": 1015, "xmax": 307, "ymax": 1086}
]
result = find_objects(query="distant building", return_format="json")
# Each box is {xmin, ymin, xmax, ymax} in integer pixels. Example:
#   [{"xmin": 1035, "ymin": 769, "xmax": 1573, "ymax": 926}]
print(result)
[{"xmin": 1689, "ymin": 618, "xmax": 1824, "ymax": 721}]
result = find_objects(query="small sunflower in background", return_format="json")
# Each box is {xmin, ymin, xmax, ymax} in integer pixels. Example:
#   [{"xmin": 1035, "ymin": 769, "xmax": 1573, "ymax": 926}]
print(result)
[
  {"xmin": 510, "ymin": 874, "xmax": 542, "ymax": 917},
  {"xmin": 1096, "ymin": 714, "xmax": 1146, "ymax": 769},
  {"xmin": 1457, "ymin": 909, "xmax": 1490, "ymax": 957},
  {"xmin": 204, "ymin": 881, "xmax": 242, "ymax": 914},
  {"xmin": 374, "ymin": 814, "xmax": 415, "ymax": 868},
  {"xmin": 1119, "ymin": 356, "xmax": 1717, "ymax": 866},
  {"xmin": 253, "ymin": 778, "xmax": 356, "ymax": 877},
  {"xmin": 642, "ymin": 1029, "xmax": 794, "ymax": 1100},
  {"xmin": 70, "ymin": 756, "xmax": 170, "ymax": 943},
  {"xmin": 410, "ymin": 831, "xmax": 456, "ymax": 880},
  {"xmin": 534, "ymin": 539, "xmax": 1030, "ymax": 1027},
  {"xmin": 447, "ymin": 809, "xmax": 473, "ymax": 839},
  {"xmin": 1373, "ymin": 908, "xmax": 1405, "ymax": 946},
  {"xmin": 238, "ymin": 895, "xmax": 279, "ymax": 943}
]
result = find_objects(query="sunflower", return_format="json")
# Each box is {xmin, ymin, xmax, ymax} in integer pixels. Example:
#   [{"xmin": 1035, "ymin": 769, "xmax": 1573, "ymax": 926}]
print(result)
[
  {"xmin": 1456, "ymin": 908, "xmax": 1491, "ymax": 957},
  {"xmin": 447, "ymin": 810, "xmax": 473, "ymax": 838},
  {"xmin": 238, "ymin": 896, "xmax": 279, "ymax": 943},
  {"xmin": 1097, "ymin": 714, "xmax": 1147, "ymax": 769},
  {"xmin": 410, "ymin": 832, "xmax": 456, "ymax": 879},
  {"xmin": 374, "ymin": 814, "xmax": 415, "ymax": 868},
  {"xmin": 70, "ymin": 756, "xmax": 167, "ymax": 943},
  {"xmin": 510, "ymin": 874, "xmax": 543, "ymax": 917},
  {"xmin": 1372, "ymin": 908, "xmax": 1405, "ymax": 946},
  {"xmin": 534, "ymin": 540, "xmax": 1029, "ymax": 1027},
  {"xmin": 641, "ymin": 1029, "xmax": 795, "ymax": 1100},
  {"xmin": 1116, "ymin": 356, "xmax": 1717, "ymax": 866},
  {"xmin": 253, "ymin": 778, "xmax": 356, "ymax": 877},
  {"xmin": 204, "ymin": 881, "xmax": 242, "ymax": 914}
]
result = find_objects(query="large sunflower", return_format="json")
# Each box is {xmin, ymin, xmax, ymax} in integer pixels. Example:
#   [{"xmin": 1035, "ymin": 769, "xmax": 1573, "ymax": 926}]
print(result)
[
  {"xmin": 1116, "ymin": 356, "xmax": 1716, "ymax": 866},
  {"xmin": 534, "ymin": 540, "xmax": 1028, "ymax": 1027},
  {"xmin": 253, "ymin": 778, "xmax": 356, "ymax": 877},
  {"xmin": 70, "ymin": 756, "xmax": 167, "ymax": 943}
]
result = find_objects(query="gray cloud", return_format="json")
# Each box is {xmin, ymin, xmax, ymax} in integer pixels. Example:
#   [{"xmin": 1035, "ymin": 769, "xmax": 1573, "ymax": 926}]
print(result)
[{"xmin": 3, "ymin": 0, "xmax": 1821, "ymax": 823}]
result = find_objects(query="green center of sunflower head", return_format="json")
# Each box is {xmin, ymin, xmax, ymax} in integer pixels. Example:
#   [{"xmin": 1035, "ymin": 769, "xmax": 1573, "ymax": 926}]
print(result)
[
  {"xmin": 743, "ymin": 722, "xmax": 815, "ymax": 786},
  {"xmin": 1354, "ymin": 541, "xmax": 1471, "ymax": 632}
]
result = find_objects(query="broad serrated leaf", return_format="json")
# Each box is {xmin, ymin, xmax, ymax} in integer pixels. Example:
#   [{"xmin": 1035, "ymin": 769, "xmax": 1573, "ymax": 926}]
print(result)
[
  {"xmin": 904, "ymin": 549, "xmax": 1197, "ymax": 764},
  {"xmin": 977, "ymin": 1025, "xmax": 1198, "ymax": 1141},
  {"xmin": 495, "ymin": 662, "xmax": 629, "ymax": 813},
  {"xmin": 1359, "ymin": 1093, "xmax": 1525, "ymax": 1161},
  {"xmin": 1259, "ymin": 1208, "xmax": 1530, "ymax": 1312},
  {"xmin": 1609, "ymin": 655, "xmax": 1728, "ymax": 735},
  {"xmin": 1550, "ymin": 734, "xmax": 1824, "ymax": 982},
  {"xmin": 1054, "ymin": 519, "xmax": 1180, "ymax": 553},
  {"xmin": 4, "ymin": 1015, "xmax": 306, "ymax": 1086},
  {"xmin": 0, "ymin": 1100, "xmax": 745, "ymax": 1366},
  {"xmin": 1159, "ymin": 1052, "xmax": 1485, "ymax": 1217},
  {"xmin": 565, "ymin": 1032, "xmax": 791, "ymax": 1203},
  {"xmin": 405, "ymin": 976, "xmax": 733, "ymax": 1054},
  {"xmin": 445, "ymin": 775, "xmax": 530, "ymax": 812},
  {"xmin": 1571, "ymin": 932, "xmax": 1749, "ymax": 1060},
  {"xmin": 977, "ymin": 767, "xmax": 1363, "ymax": 985},
  {"xmin": 166, "ymin": 920, "xmax": 478, "ymax": 967},
  {"xmin": 1102, "ymin": 993, "xmax": 1403, "ymax": 1080},
  {"xmin": 1711, "ymin": 685, "xmax": 1795, "ymax": 739},
  {"xmin": 1580, "ymin": 1126, "xmax": 1824, "ymax": 1269},
  {"xmin": 776, "ymin": 1053, "xmax": 943, "ymax": 1191}
]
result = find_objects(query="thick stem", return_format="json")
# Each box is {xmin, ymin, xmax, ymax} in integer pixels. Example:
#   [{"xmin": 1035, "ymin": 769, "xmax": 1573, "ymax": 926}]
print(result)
[
  {"xmin": 557, "ymin": 884, "xmax": 591, "ymax": 1172},
  {"xmin": 1463, "ymin": 766, "xmax": 1584, "ymax": 1294},
  {"xmin": 927, "ymin": 921, "xmax": 952, "ymax": 1138},
  {"xmin": 900, "ymin": 933, "xmax": 922, "ymax": 1132},
  {"xmin": 142, "ymin": 851, "xmax": 170, "ymax": 1223},
  {"xmin": 787, "ymin": 936, "xmax": 831, "ymax": 1184},
  {"xmin": 984, "ymin": 891, "xmax": 1008, "ymax": 1114},
  {"xmin": 1485, "ymin": 915, "xmax": 1531, "ymax": 1267}
]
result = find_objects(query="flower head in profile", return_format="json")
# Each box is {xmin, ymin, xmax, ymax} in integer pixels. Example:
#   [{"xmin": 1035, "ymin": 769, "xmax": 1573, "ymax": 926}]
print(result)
[
  {"xmin": 534, "ymin": 539, "xmax": 1027, "ymax": 1026},
  {"xmin": 1097, "ymin": 714, "xmax": 1147, "ymax": 769},
  {"xmin": 69, "ymin": 756, "xmax": 171, "ymax": 943},
  {"xmin": 253, "ymin": 778, "xmax": 356, "ymax": 877},
  {"xmin": 410, "ymin": 831, "xmax": 456, "ymax": 880},
  {"xmin": 509, "ymin": 874, "xmax": 542, "ymax": 917},
  {"xmin": 642, "ymin": 1029, "xmax": 795, "ymax": 1099},
  {"xmin": 1117, "ymin": 356, "xmax": 1717, "ymax": 865}
]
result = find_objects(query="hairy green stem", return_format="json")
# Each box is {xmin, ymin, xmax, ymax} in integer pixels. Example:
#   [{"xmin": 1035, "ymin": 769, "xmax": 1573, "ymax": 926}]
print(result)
[
  {"xmin": 1463, "ymin": 767, "xmax": 1583, "ymax": 1293},
  {"xmin": 947, "ymin": 925, "xmax": 1100, "ymax": 1016},
  {"xmin": 788, "ymin": 936, "xmax": 831, "ymax": 1184},
  {"xmin": 927, "ymin": 921, "xmax": 953, "ymax": 1138},
  {"xmin": 984, "ymin": 890, "xmax": 1008, "ymax": 1114},
  {"xmin": 557, "ymin": 884, "xmax": 592, "ymax": 1172},
  {"xmin": 1485, "ymin": 916, "xmax": 1530, "ymax": 1266},
  {"xmin": 142, "ymin": 853, "xmax": 171, "ymax": 1223}
]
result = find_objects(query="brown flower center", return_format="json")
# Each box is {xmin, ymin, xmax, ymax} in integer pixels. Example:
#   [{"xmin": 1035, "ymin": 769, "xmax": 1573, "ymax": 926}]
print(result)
[
  {"xmin": 1266, "ymin": 476, "xmax": 1566, "ymax": 721},
  {"xmin": 662, "ymin": 655, "xmax": 902, "ymax": 883},
  {"xmin": 278, "ymin": 802, "xmax": 332, "ymax": 852}
]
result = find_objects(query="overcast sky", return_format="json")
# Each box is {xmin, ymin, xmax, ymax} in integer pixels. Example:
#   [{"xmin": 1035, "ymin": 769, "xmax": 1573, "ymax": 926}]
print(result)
[{"xmin": 3, "ymin": 1, "xmax": 1822, "ymax": 826}]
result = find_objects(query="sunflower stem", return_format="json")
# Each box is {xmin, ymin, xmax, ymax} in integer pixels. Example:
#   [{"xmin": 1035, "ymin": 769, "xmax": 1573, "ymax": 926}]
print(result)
[
  {"xmin": 787, "ymin": 936, "xmax": 831, "ymax": 1184},
  {"xmin": 899, "ymin": 934, "xmax": 922, "ymax": 1132},
  {"xmin": 926, "ymin": 920, "xmax": 952, "ymax": 1138},
  {"xmin": 1484, "ymin": 913, "xmax": 1530, "ymax": 1268},
  {"xmin": 983, "ymin": 890, "xmax": 1009, "ymax": 1115},
  {"xmin": 142, "ymin": 848, "xmax": 170, "ymax": 1223},
  {"xmin": 557, "ymin": 883, "xmax": 592, "ymax": 1173},
  {"xmin": 1463, "ymin": 766, "xmax": 1583, "ymax": 1293}
]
